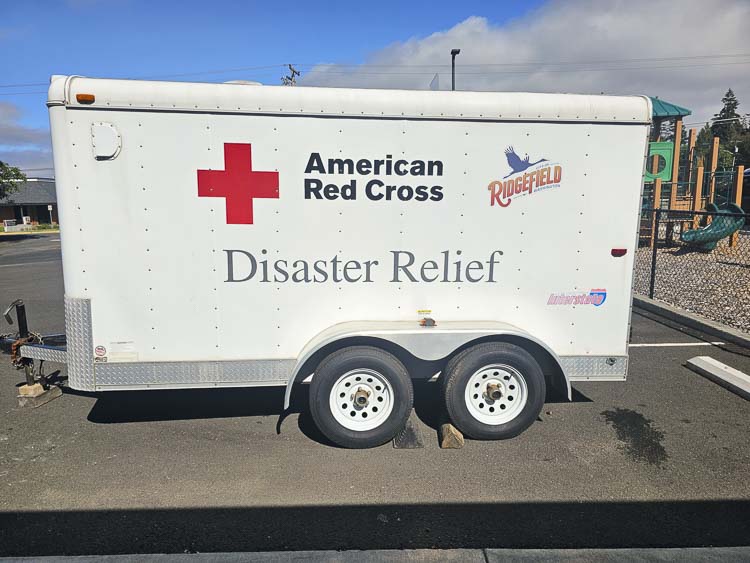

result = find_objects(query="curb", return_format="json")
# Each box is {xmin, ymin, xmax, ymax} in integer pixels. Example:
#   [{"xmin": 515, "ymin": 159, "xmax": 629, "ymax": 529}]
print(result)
[
  {"xmin": 686, "ymin": 356, "xmax": 750, "ymax": 401},
  {"xmin": 0, "ymin": 231, "xmax": 60, "ymax": 237},
  {"xmin": 633, "ymin": 295, "xmax": 750, "ymax": 349}
]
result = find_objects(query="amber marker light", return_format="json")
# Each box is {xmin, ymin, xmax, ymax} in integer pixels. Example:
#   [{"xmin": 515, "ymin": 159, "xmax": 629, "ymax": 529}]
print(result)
[{"xmin": 76, "ymin": 93, "xmax": 95, "ymax": 104}]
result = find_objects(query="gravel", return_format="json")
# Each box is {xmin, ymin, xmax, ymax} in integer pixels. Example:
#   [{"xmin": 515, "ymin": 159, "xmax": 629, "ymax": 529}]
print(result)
[{"xmin": 634, "ymin": 231, "xmax": 750, "ymax": 333}]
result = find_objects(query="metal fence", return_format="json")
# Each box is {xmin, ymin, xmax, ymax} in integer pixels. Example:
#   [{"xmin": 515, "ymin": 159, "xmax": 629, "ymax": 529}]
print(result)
[{"xmin": 634, "ymin": 207, "xmax": 750, "ymax": 333}]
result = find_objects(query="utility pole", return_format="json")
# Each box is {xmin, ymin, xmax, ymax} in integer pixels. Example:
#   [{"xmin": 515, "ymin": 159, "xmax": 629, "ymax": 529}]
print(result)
[
  {"xmin": 450, "ymin": 49, "xmax": 460, "ymax": 91},
  {"xmin": 281, "ymin": 64, "xmax": 300, "ymax": 86}
]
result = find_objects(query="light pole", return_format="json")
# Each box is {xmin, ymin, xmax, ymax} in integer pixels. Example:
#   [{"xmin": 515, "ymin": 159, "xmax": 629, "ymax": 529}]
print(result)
[{"xmin": 451, "ymin": 49, "xmax": 460, "ymax": 91}]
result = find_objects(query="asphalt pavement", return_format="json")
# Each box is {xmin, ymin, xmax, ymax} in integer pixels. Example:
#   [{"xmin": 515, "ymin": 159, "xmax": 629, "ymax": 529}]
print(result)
[{"xmin": 1, "ymin": 234, "xmax": 749, "ymax": 557}]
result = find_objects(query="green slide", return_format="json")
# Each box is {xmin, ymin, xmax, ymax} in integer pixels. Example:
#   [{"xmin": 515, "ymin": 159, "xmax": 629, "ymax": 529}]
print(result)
[{"xmin": 680, "ymin": 203, "xmax": 746, "ymax": 250}]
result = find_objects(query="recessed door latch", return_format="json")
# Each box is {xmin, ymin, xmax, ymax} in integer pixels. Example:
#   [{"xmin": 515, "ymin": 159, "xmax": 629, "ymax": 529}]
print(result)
[{"xmin": 91, "ymin": 122, "xmax": 122, "ymax": 160}]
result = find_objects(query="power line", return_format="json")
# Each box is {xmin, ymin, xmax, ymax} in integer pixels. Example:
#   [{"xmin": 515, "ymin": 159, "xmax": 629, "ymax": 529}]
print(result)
[
  {"xmin": 0, "ymin": 66, "xmax": 286, "ymax": 89},
  {"xmin": 295, "ymin": 53, "xmax": 750, "ymax": 69},
  {"xmin": 2, "ymin": 52, "xmax": 749, "ymax": 87},
  {"xmin": 684, "ymin": 117, "xmax": 748, "ymax": 126},
  {"xmin": 0, "ymin": 82, "xmax": 48, "ymax": 89},
  {"xmin": 2, "ymin": 58, "xmax": 747, "ymax": 94},
  {"xmin": 301, "ymin": 60, "xmax": 750, "ymax": 76},
  {"xmin": 137, "ymin": 64, "xmax": 286, "ymax": 80}
]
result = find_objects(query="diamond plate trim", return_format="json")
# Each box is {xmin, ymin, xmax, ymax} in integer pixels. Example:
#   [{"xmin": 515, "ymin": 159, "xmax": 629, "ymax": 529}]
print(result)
[
  {"xmin": 562, "ymin": 355, "xmax": 628, "ymax": 381},
  {"xmin": 95, "ymin": 359, "xmax": 295, "ymax": 387},
  {"xmin": 19, "ymin": 344, "xmax": 67, "ymax": 363},
  {"xmin": 65, "ymin": 296, "xmax": 95, "ymax": 391}
]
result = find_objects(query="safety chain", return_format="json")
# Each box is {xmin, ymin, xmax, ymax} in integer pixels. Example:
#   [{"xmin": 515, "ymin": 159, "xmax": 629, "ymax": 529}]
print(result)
[{"xmin": 8, "ymin": 332, "xmax": 43, "ymax": 368}]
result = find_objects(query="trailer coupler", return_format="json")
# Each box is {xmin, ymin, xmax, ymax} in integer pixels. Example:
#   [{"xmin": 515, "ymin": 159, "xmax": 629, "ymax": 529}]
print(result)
[{"xmin": 1, "ymin": 299, "xmax": 64, "ymax": 408}]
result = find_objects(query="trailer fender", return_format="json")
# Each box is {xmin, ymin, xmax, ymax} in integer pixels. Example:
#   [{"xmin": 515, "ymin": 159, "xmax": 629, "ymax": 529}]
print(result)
[{"xmin": 283, "ymin": 321, "xmax": 571, "ymax": 410}]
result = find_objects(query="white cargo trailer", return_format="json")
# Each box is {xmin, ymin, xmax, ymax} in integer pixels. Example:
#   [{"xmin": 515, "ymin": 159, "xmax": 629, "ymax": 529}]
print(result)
[{"xmin": 4, "ymin": 75, "xmax": 651, "ymax": 447}]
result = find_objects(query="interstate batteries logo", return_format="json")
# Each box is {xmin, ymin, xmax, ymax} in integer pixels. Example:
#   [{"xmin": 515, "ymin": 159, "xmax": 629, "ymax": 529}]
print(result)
[
  {"xmin": 488, "ymin": 146, "xmax": 562, "ymax": 207},
  {"xmin": 548, "ymin": 288, "xmax": 607, "ymax": 307}
]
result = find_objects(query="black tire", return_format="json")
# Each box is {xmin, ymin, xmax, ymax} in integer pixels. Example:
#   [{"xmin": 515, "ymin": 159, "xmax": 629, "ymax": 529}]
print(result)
[
  {"xmin": 443, "ymin": 342, "xmax": 545, "ymax": 440},
  {"xmin": 439, "ymin": 346, "xmax": 473, "ymax": 389},
  {"xmin": 309, "ymin": 346, "xmax": 413, "ymax": 449}
]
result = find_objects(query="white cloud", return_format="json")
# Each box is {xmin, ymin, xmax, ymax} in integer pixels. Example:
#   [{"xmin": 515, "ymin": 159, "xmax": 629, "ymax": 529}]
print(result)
[
  {"xmin": 0, "ymin": 102, "xmax": 53, "ymax": 174},
  {"xmin": 302, "ymin": 0, "xmax": 750, "ymax": 125},
  {"xmin": 0, "ymin": 102, "xmax": 50, "ymax": 146},
  {"xmin": 0, "ymin": 149, "xmax": 54, "ymax": 174}
]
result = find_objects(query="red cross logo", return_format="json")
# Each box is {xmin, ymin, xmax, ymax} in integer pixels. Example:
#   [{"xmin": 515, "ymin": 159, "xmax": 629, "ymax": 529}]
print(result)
[{"xmin": 197, "ymin": 143, "xmax": 279, "ymax": 225}]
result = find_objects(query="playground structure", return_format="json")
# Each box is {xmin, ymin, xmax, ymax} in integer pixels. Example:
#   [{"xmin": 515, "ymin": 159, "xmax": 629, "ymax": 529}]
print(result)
[
  {"xmin": 680, "ymin": 203, "xmax": 746, "ymax": 250},
  {"xmin": 641, "ymin": 97, "xmax": 746, "ymax": 249}
]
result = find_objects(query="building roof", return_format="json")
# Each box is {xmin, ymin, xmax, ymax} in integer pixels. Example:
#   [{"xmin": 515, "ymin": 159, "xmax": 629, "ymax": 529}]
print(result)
[
  {"xmin": 649, "ymin": 96, "xmax": 692, "ymax": 119},
  {"xmin": 0, "ymin": 179, "xmax": 56, "ymax": 206}
]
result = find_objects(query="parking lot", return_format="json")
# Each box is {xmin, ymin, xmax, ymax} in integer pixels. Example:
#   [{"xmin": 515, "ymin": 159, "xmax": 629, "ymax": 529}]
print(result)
[{"xmin": 1, "ymin": 234, "xmax": 749, "ymax": 556}]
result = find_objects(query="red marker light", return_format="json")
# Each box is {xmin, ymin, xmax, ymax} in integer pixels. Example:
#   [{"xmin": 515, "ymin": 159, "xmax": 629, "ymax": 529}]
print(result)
[{"xmin": 611, "ymin": 248, "xmax": 627, "ymax": 257}]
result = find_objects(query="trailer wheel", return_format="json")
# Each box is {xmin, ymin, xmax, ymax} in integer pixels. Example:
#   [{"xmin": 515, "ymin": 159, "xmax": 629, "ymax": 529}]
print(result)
[
  {"xmin": 443, "ymin": 342, "xmax": 545, "ymax": 440},
  {"xmin": 309, "ymin": 346, "xmax": 413, "ymax": 449}
]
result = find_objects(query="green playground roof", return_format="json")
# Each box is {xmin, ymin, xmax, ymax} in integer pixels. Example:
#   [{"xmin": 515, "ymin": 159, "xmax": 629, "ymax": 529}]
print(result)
[{"xmin": 649, "ymin": 96, "xmax": 692, "ymax": 118}]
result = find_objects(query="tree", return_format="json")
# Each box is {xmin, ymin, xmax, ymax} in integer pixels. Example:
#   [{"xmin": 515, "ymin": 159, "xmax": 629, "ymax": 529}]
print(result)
[
  {"xmin": 736, "ymin": 129, "xmax": 750, "ymax": 169},
  {"xmin": 694, "ymin": 123, "xmax": 713, "ymax": 168},
  {"xmin": 710, "ymin": 89, "xmax": 744, "ymax": 147},
  {"xmin": 0, "ymin": 161, "xmax": 26, "ymax": 200}
]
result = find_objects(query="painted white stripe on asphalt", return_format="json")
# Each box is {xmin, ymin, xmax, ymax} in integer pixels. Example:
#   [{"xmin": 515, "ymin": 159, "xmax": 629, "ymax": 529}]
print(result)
[{"xmin": 629, "ymin": 342, "xmax": 724, "ymax": 347}]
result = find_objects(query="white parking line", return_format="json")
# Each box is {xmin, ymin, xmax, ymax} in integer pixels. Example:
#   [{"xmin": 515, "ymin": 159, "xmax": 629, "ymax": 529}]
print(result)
[{"xmin": 629, "ymin": 342, "xmax": 724, "ymax": 347}]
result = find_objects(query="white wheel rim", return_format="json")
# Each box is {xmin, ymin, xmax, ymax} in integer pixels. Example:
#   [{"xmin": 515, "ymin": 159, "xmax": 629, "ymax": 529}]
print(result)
[
  {"xmin": 329, "ymin": 368, "xmax": 394, "ymax": 431},
  {"xmin": 464, "ymin": 364, "xmax": 528, "ymax": 425}
]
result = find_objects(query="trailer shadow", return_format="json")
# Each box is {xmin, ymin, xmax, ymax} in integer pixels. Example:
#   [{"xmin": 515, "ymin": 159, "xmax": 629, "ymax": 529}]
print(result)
[
  {"xmin": 83, "ymin": 381, "xmax": 593, "ymax": 448},
  {"xmin": 85, "ymin": 386, "xmax": 300, "ymax": 424},
  {"xmin": 410, "ymin": 382, "xmax": 592, "ymax": 433},
  {"xmin": 82, "ymin": 384, "xmax": 422, "ymax": 448}
]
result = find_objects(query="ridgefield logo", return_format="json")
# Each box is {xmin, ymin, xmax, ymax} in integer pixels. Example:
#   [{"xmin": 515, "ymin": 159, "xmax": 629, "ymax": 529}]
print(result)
[{"xmin": 487, "ymin": 146, "xmax": 562, "ymax": 207}]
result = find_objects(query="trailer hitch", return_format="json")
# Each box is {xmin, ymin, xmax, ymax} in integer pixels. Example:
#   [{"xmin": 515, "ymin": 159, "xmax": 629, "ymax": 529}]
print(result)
[{"xmin": 2, "ymin": 299, "xmax": 44, "ymax": 387}]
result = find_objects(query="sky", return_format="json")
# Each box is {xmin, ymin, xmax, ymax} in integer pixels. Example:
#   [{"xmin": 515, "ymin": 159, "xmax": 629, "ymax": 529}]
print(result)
[{"xmin": 1, "ymin": 0, "xmax": 748, "ymax": 176}]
